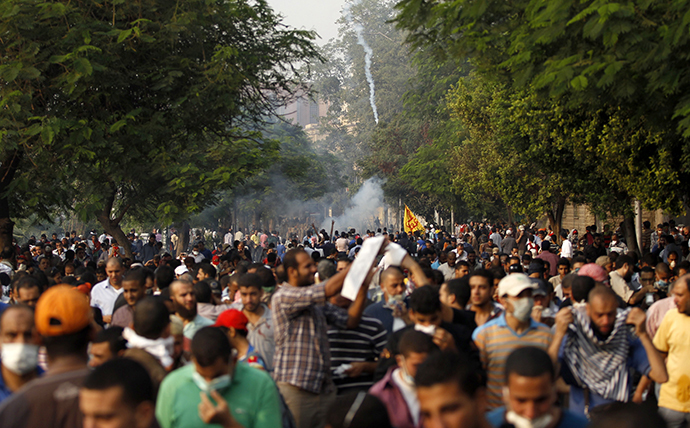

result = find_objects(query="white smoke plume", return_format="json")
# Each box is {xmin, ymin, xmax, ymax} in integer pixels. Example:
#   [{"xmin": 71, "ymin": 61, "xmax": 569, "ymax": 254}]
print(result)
[
  {"xmin": 323, "ymin": 177, "xmax": 385, "ymax": 233},
  {"xmin": 343, "ymin": 2, "xmax": 379, "ymax": 124}
]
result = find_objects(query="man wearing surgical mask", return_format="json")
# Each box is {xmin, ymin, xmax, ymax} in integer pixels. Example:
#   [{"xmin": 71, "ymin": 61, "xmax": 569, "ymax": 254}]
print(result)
[
  {"xmin": 370, "ymin": 330, "xmax": 438, "ymax": 428},
  {"xmin": 487, "ymin": 347, "xmax": 587, "ymax": 428},
  {"xmin": 156, "ymin": 326, "xmax": 282, "ymax": 428},
  {"xmin": 472, "ymin": 274, "xmax": 553, "ymax": 411},
  {"xmin": 0, "ymin": 306, "xmax": 42, "ymax": 403},
  {"xmin": 364, "ymin": 267, "xmax": 410, "ymax": 334}
]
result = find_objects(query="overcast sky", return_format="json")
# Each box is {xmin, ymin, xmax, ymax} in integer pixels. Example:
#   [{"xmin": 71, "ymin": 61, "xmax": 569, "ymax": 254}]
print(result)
[{"xmin": 267, "ymin": 0, "xmax": 346, "ymax": 45}]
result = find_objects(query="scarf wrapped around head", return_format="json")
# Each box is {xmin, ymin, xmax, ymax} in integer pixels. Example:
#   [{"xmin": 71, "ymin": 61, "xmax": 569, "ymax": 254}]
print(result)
[{"xmin": 562, "ymin": 306, "xmax": 634, "ymax": 402}]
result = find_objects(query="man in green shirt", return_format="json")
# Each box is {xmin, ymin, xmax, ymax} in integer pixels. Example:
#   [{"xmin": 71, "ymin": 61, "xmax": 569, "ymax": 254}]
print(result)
[{"xmin": 156, "ymin": 327, "xmax": 282, "ymax": 428}]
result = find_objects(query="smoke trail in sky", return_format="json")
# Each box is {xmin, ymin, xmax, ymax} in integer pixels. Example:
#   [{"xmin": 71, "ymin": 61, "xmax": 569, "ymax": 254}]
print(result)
[{"xmin": 343, "ymin": 2, "xmax": 379, "ymax": 124}]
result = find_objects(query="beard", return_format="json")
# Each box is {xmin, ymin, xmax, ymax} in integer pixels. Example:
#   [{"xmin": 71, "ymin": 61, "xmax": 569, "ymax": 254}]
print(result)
[
  {"xmin": 174, "ymin": 301, "xmax": 197, "ymax": 320},
  {"xmin": 591, "ymin": 321, "xmax": 612, "ymax": 340}
]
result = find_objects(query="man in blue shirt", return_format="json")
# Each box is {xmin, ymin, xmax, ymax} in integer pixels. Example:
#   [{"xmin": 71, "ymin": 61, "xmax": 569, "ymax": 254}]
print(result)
[
  {"xmin": 0, "ymin": 305, "xmax": 43, "ymax": 403},
  {"xmin": 551, "ymin": 285, "xmax": 668, "ymax": 416},
  {"xmin": 487, "ymin": 347, "xmax": 587, "ymax": 428}
]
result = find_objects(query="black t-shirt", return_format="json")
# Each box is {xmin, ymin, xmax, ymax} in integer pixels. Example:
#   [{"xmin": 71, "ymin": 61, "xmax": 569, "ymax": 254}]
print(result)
[{"xmin": 374, "ymin": 322, "xmax": 483, "ymax": 382}]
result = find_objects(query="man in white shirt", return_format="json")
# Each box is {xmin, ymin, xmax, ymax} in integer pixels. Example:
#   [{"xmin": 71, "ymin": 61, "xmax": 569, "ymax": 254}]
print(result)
[
  {"xmin": 560, "ymin": 230, "xmax": 573, "ymax": 259},
  {"xmin": 90, "ymin": 257, "xmax": 125, "ymax": 323}
]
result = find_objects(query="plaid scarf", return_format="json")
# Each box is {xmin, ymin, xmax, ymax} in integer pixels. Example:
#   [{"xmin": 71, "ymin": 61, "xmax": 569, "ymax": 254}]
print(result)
[{"xmin": 562, "ymin": 306, "xmax": 634, "ymax": 402}]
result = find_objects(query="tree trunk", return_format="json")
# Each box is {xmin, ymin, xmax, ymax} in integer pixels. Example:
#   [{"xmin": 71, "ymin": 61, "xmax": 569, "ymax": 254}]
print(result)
[
  {"xmin": 0, "ymin": 150, "xmax": 21, "ymax": 253},
  {"xmin": 96, "ymin": 188, "xmax": 134, "ymax": 260},
  {"xmin": 623, "ymin": 214, "xmax": 640, "ymax": 257},
  {"xmin": 179, "ymin": 221, "xmax": 190, "ymax": 256},
  {"xmin": 546, "ymin": 197, "xmax": 566, "ymax": 245}
]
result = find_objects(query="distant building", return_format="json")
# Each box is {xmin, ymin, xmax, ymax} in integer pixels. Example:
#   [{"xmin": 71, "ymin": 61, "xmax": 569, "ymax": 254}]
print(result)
[{"xmin": 275, "ymin": 95, "xmax": 328, "ymax": 128}]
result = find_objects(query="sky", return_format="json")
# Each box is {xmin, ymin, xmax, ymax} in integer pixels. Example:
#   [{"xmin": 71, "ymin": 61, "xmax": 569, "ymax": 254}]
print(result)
[{"xmin": 267, "ymin": 0, "xmax": 347, "ymax": 45}]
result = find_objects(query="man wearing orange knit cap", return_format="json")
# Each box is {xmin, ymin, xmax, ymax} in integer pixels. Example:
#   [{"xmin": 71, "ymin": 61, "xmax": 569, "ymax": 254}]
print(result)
[{"xmin": 0, "ymin": 285, "xmax": 94, "ymax": 427}]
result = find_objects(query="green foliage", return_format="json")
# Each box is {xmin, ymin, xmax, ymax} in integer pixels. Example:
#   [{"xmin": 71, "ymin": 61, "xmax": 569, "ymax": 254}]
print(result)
[
  {"xmin": 0, "ymin": 0, "xmax": 321, "ymax": 239},
  {"xmin": 394, "ymin": 0, "xmax": 690, "ymax": 223}
]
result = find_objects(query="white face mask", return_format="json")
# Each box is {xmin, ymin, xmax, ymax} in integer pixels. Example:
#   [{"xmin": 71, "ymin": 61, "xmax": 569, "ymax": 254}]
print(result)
[
  {"xmin": 387, "ymin": 293, "xmax": 404, "ymax": 306},
  {"xmin": 192, "ymin": 371, "xmax": 232, "ymax": 394},
  {"xmin": 1, "ymin": 343, "xmax": 39, "ymax": 375},
  {"xmin": 414, "ymin": 323, "xmax": 436, "ymax": 336},
  {"xmin": 511, "ymin": 297, "xmax": 534, "ymax": 322},
  {"xmin": 398, "ymin": 357, "xmax": 415, "ymax": 386},
  {"xmin": 505, "ymin": 410, "xmax": 553, "ymax": 428}
]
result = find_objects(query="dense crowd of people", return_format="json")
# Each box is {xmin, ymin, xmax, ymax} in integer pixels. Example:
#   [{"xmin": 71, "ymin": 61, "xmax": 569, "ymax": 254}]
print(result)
[{"xmin": 0, "ymin": 219, "xmax": 686, "ymax": 428}]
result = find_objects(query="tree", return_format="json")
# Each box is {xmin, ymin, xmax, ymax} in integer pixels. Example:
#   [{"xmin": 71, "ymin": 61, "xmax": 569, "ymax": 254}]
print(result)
[
  {"xmin": 394, "ymin": 0, "xmax": 690, "ymax": 251},
  {"xmin": 0, "ymin": 0, "xmax": 321, "ymax": 256}
]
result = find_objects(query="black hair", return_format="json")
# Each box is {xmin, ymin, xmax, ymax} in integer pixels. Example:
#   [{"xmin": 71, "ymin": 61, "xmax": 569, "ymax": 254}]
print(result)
[
  {"xmin": 283, "ymin": 249, "xmax": 305, "ymax": 274},
  {"xmin": 572, "ymin": 275, "xmax": 596, "ymax": 303},
  {"xmin": 12, "ymin": 275, "xmax": 42, "ymax": 294},
  {"xmin": 42, "ymin": 325, "xmax": 91, "ymax": 358},
  {"xmin": 133, "ymin": 297, "xmax": 170, "ymax": 339},
  {"xmin": 236, "ymin": 273, "xmax": 262, "ymax": 291},
  {"xmin": 193, "ymin": 280, "xmax": 213, "ymax": 304},
  {"xmin": 254, "ymin": 266, "xmax": 276, "ymax": 289},
  {"xmin": 445, "ymin": 277, "xmax": 471, "ymax": 308},
  {"xmin": 154, "ymin": 265, "xmax": 175, "ymax": 290},
  {"xmin": 83, "ymin": 358, "xmax": 154, "ymax": 407},
  {"xmin": 398, "ymin": 329, "xmax": 439, "ymax": 357},
  {"xmin": 557, "ymin": 258, "xmax": 571, "ymax": 268},
  {"xmin": 505, "ymin": 346, "xmax": 555, "ymax": 382},
  {"xmin": 614, "ymin": 254, "xmax": 634, "ymax": 270},
  {"xmin": 572, "ymin": 255, "xmax": 587, "ymax": 265},
  {"xmin": 415, "ymin": 350, "xmax": 484, "ymax": 397},
  {"xmin": 469, "ymin": 269, "xmax": 494, "ymax": 286},
  {"xmin": 455, "ymin": 260, "xmax": 470, "ymax": 270},
  {"xmin": 409, "ymin": 285, "xmax": 441, "ymax": 315},
  {"xmin": 123, "ymin": 267, "xmax": 147, "ymax": 288},
  {"xmin": 92, "ymin": 326, "xmax": 128, "ymax": 355},
  {"xmin": 191, "ymin": 326, "xmax": 232, "ymax": 367},
  {"xmin": 197, "ymin": 263, "xmax": 217, "ymax": 280}
]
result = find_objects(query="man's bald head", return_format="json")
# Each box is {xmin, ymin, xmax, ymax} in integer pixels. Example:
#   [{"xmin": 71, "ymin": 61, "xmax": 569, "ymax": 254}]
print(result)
[
  {"xmin": 588, "ymin": 285, "xmax": 618, "ymax": 305},
  {"xmin": 380, "ymin": 267, "xmax": 405, "ymax": 302},
  {"xmin": 381, "ymin": 267, "xmax": 404, "ymax": 283},
  {"xmin": 106, "ymin": 257, "xmax": 123, "ymax": 269}
]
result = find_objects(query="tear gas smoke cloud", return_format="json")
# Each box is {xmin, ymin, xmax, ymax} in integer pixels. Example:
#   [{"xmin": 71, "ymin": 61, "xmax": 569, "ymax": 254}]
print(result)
[
  {"xmin": 343, "ymin": 2, "xmax": 379, "ymax": 124},
  {"xmin": 323, "ymin": 177, "xmax": 384, "ymax": 233}
]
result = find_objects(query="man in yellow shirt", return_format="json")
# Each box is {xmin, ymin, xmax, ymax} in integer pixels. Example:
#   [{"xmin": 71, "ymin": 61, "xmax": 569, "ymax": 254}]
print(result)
[{"xmin": 654, "ymin": 274, "xmax": 690, "ymax": 428}]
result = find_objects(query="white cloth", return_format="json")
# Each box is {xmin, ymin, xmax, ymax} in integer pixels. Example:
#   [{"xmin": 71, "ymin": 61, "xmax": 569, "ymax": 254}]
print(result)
[
  {"xmin": 561, "ymin": 239, "xmax": 573, "ymax": 258},
  {"xmin": 122, "ymin": 327, "xmax": 174, "ymax": 368},
  {"xmin": 90, "ymin": 279, "xmax": 123, "ymax": 316},
  {"xmin": 392, "ymin": 368, "xmax": 420, "ymax": 426}
]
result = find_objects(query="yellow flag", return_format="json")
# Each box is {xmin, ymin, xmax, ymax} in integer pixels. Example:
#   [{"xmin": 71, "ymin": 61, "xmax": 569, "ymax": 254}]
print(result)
[{"xmin": 404, "ymin": 205, "xmax": 425, "ymax": 233}]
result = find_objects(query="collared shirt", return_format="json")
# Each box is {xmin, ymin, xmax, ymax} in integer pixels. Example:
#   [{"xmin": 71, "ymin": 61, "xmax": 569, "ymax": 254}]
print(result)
[
  {"xmin": 610, "ymin": 271, "xmax": 634, "ymax": 303},
  {"xmin": 246, "ymin": 304, "xmax": 275, "ymax": 372},
  {"xmin": 465, "ymin": 301, "xmax": 504, "ymax": 324},
  {"xmin": 271, "ymin": 281, "xmax": 348, "ymax": 394},
  {"xmin": 90, "ymin": 279, "xmax": 124, "ymax": 316},
  {"xmin": 646, "ymin": 297, "xmax": 677, "ymax": 339},
  {"xmin": 110, "ymin": 304, "xmax": 134, "ymax": 329},
  {"xmin": 182, "ymin": 314, "xmax": 214, "ymax": 340},
  {"xmin": 369, "ymin": 367, "xmax": 420, "ymax": 428},
  {"xmin": 156, "ymin": 363, "xmax": 281, "ymax": 428},
  {"xmin": 473, "ymin": 313, "xmax": 552, "ymax": 410},
  {"xmin": 0, "ymin": 362, "xmax": 43, "ymax": 404}
]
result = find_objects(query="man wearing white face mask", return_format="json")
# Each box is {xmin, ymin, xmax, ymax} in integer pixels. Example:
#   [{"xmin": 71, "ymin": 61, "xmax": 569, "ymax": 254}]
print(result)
[
  {"xmin": 472, "ymin": 274, "xmax": 553, "ymax": 411},
  {"xmin": 370, "ymin": 330, "xmax": 438, "ymax": 428},
  {"xmin": 487, "ymin": 347, "xmax": 587, "ymax": 428},
  {"xmin": 156, "ymin": 326, "xmax": 282, "ymax": 428},
  {"xmin": 0, "ymin": 306, "xmax": 42, "ymax": 403}
]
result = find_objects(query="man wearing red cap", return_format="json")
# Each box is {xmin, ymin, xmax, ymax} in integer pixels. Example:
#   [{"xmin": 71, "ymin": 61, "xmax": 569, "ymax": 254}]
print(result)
[
  {"xmin": 0, "ymin": 285, "xmax": 94, "ymax": 427},
  {"xmin": 215, "ymin": 309, "xmax": 267, "ymax": 371}
]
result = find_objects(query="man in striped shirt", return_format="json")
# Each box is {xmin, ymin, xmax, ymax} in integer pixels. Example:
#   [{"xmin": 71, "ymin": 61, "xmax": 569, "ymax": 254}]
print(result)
[
  {"xmin": 271, "ymin": 249, "xmax": 369, "ymax": 428},
  {"xmin": 327, "ymin": 293, "xmax": 387, "ymax": 394},
  {"xmin": 472, "ymin": 274, "xmax": 553, "ymax": 410}
]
